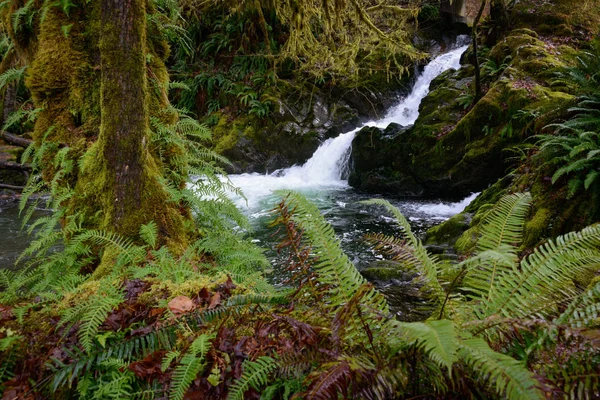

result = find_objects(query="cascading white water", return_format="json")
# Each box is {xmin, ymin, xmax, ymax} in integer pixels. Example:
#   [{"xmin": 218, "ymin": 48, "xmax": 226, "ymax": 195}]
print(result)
[{"xmin": 228, "ymin": 38, "xmax": 470, "ymax": 209}]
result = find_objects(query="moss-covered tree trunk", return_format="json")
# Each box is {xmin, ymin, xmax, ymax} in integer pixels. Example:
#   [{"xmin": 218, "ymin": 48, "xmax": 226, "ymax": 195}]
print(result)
[
  {"xmin": 99, "ymin": 0, "xmax": 150, "ymax": 232},
  {"xmin": 22, "ymin": 2, "xmax": 190, "ymax": 253},
  {"xmin": 472, "ymin": 0, "xmax": 487, "ymax": 101}
]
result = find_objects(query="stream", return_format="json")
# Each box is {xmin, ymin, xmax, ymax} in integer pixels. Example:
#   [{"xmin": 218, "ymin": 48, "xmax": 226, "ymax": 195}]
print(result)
[
  {"xmin": 1, "ymin": 38, "xmax": 473, "ymax": 319},
  {"xmin": 224, "ymin": 38, "xmax": 473, "ymax": 319}
]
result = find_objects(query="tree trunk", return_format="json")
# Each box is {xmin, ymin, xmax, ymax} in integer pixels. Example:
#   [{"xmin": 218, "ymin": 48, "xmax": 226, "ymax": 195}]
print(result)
[
  {"xmin": 487, "ymin": 0, "xmax": 509, "ymax": 45},
  {"xmin": 92, "ymin": 0, "xmax": 188, "ymax": 246},
  {"xmin": 472, "ymin": 0, "xmax": 487, "ymax": 101},
  {"xmin": 99, "ymin": 0, "xmax": 149, "ymax": 232}
]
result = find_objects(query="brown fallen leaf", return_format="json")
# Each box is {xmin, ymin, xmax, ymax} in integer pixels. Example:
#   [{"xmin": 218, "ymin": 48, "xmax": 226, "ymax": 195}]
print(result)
[
  {"xmin": 0, "ymin": 305, "xmax": 13, "ymax": 322},
  {"xmin": 208, "ymin": 292, "xmax": 221, "ymax": 310},
  {"xmin": 168, "ymin": 296, "xmax": 195, "ymax": 316}
]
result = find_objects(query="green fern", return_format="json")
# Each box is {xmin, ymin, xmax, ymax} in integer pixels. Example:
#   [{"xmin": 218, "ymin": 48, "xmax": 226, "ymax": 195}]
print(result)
[
  {"xmin": 279, "ymin": 191, "xmax": 387, "ymax": 313},
  {"xmin": 478, "ymin": 224, "xmax": 600, "ymax": 320},
  {"xmin": 458, "ymin": 335, "xmax": 543, "ymax": 400},
  {"xmin": 396, "ymin": 319, "xmax": 458, "ymax": 372},
  {"xmin": 170, "ymin": 334, "xmax": 213, "ymax": 400},
  {"xmin": 227, "ymin": 356, "xmax": 277, "ymax": 400},
  {"xmin": 59, "ymin": 284, "xmax": 125, "ymax": 353},
  {"xmin": 50, "ymin": 329, "xmax": 175, "ymax": 391},
  {"xmin": 139, "ymin": 221, "xmax": 159, "ymax": 249},
  {"xmin": 556, "ymin": 278, "xmax": 600, "ymax": 328},
  {"xmin": 0, "ymin": 66, "xmax": 26, "ymax": 89}
]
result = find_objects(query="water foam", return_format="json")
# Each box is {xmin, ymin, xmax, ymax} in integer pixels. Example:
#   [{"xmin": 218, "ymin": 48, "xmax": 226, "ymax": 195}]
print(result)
[{"xmin": 227, "ymin": 39, "xmax": 470, "ymax": 212}]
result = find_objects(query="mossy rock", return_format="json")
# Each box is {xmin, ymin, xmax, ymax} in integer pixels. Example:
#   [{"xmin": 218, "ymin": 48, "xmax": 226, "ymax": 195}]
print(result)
[
  {"xmin": 360, "ymin": 260, "xmax": 414, "ymax": 283},
  {"xmin": 349, "ymin": 26, "xmax": 583, "ymax": 199},
  {"xmin": 510, "ymin": 0, "xmax": 600, "ymax": 37},
  {"xmin": 425, "ymin": 213, "xmax": 472, "ymax": 247}
]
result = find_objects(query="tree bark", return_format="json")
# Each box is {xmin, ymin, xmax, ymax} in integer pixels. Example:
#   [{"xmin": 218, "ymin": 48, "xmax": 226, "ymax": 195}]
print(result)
[
  {"xmin": 0, "ymin": 160, "xmax": 32, "ymax": 171},
  {"xmin": 488, "ymin": 0, "xmax": 509, "ymax": 45},
  {"xmin": 1, "ymin": 131, "xmax": 33, "ymax": 148},
  {"xmin": 99, "ymin": 0, "xmax": 149, "ymax": 233},
  {"xmin": 472, "ymin": 0, "xmax": 488, "ymax": 101}
]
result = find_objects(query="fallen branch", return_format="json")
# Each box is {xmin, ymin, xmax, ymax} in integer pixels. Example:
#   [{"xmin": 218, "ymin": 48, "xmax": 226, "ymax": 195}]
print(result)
[
  {"xmin": 1, "ymin": 130, "xmax": 67, "ymax": 148},
  {"xmin": 1, "ymin": 131, "xmax": 33, "ymax": 148},
  {"xmin": 0, "ymin": 183, "xmax": 24, "ymax": 191},
  {"xmin": 0, "ymin": 160, "xmax": 32, "ymax": 171}
]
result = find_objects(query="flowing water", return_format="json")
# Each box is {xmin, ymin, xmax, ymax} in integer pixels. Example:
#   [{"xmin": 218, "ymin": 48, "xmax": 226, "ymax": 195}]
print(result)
[
  {"xmin": 223, "ymin": 38, "xmax": 474, "ymax": 318},
  {"xmin": 0, "ymin": 38, "xmax": 473, "ymax": 318}
]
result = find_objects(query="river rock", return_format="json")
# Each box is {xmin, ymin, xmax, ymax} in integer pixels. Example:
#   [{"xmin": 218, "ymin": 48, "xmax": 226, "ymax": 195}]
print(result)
[
  {"xmin": 212, "ymin": 77, "xmax": 413, "ymax": 173},
  {"xmin": 360, "ymin": 260, "xmax": 415, "ymax": 283},
  {"xmin": 349, "ymin": 27, "xmax": 578, "ymax": 198}
]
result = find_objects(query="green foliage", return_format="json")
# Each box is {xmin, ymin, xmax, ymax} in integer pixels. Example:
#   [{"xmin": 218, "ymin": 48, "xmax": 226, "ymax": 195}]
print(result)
[
  {"xmin": 461, "ymin": 193, "xmax": 531, "ymax": 302},
  {"xmin": 362, "ymin": 198, "xmax": 445, "ymax": 303},
  {"xmin": 0, "ymin": 66, "xmax": 25, "ymax": 89},
  {"xmin": 170, "ymin": 334, "xmax": 213, "ymax": 400},
  {"xmin": 278, "ymin": 191, "xmax": 387, "ymax": 314},
  {"xmin": 227, "ymin": 356, "xmax": 277, "ymax": 400},
  {"xmin": 398, "ymin": 319, "xmax": 458, "ymax": 372},
  {"xmin": 458, "ymin": 335, "xmax": 543, "ymax": 400},
  {"xmin": 2, "ymin": 102, "xmax": 41, "ymax": 133},
  {"xmin": 537, "ymin": 43, "xmax": 600, "ymax": 198},
  {"xmin": 76, "ymin": 359, "xmax": 136, "ymax": 400},
  {"xmin": 59, "ymin": 284, "xmax": 124, "ymax": 353},
  {"xmin": 362, "ymin": 192, "xmax": 600, "ymax": 398}
]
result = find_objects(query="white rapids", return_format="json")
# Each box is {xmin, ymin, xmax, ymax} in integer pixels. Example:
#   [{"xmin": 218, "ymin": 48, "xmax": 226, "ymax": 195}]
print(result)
[{"xmin": 225, "ymin": 38, "xmax": 473, "ymax": 215}]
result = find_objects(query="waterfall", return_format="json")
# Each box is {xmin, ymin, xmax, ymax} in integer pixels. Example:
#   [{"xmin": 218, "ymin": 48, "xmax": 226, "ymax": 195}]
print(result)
[{"xmin": 227, "ymin": 39, "xmax": 470, "ymax": 208}]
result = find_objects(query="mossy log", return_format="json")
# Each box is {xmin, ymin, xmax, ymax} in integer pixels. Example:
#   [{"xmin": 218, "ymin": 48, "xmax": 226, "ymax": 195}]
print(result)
[{"xmin": 1, "ymin": 131, "xmax": 33, "ymax": 148}]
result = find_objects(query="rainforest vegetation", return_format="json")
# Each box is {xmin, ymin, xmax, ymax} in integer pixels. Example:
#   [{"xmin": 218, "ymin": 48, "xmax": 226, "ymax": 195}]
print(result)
[{"xmin": 0, "ymin": 0, "xmax": 600, "ymax": 399}]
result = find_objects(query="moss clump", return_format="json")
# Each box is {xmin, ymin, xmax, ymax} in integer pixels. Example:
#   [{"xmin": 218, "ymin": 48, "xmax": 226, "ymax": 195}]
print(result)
[
  {"xmin": 522, "ymin": 208, "xmax": 552, "ymax": 249},
  {"xmin": 510, "ymin": 0, "xmax": 600, "ymax": 37},
  {"xmin": 426, "ymin": 213, "xmax": 471, "ymax": 247},
  {"xmin": 361, "ymin": 260, "xmax": 412, "ymax": 282}
]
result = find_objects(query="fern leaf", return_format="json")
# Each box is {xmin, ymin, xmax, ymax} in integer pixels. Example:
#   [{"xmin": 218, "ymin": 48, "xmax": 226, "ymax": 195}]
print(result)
[
  {"xmin": 227, "ymin": 356, "xmax": 277, "ymax": 400},
  {"xmin": 557, "ymin": 280, "xmax": 600, "ymax": 328},
  {"xmin": 161, "ymin": 350, "xmax": 181, "ymax": 372},
  {"xmin": 170, "ymin": 334, "xmax": 213, "ymax": 400},
  {"xmin": 476, "ymin": 193, "xmax": 531, "ymax": 252},
  {"xmin": 139, "ymin": 221, "xmax": 159, "ymax": 249},
  {"xmin": 397, "ymin": 319, "xmax": 458, "ymax": 372},
  {"xmin": 361, "ymin": 199, "xmax": 445, "ymax": 302},
  {"xmin": 71, "ymin": 287, "xmax": 124, "ymax": 353},
  {"xmin": 584, "ymin": 170, "xmax": 600, "ymax": 190},
  {"xmin": 483, "ymin": 224, "xmax": 600, "ymax": 320},
  {"xmin": 278, "ymin": 191, "xmax": 386, "ymax": 312},
  {"xmin": 458, "ymin": 336, "xmax": 544, "ymax": 400},
  {"xmin": 0, "ymin": 66, "xmax": 26, "ymax": 89}
]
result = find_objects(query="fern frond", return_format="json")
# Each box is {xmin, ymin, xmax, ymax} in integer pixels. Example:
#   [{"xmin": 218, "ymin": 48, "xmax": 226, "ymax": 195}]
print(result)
[
  {"xmin": 279, "ymin": 191, "xmax": 387, "ymax": 313},
  {"xmin": 458, "ymin": 336, "xmax": 544, "ymax": 400},
  {"xmin": 227, "ymin": 356, "xmax": 277, "ymax": 400},
  {"xmin": 139, "ymin": 221, "xmax": 159, "ymax": 249},
  {"xmin": 481, "ymin": 224, "xmax": 600, "ymax": 320},
  {"xmin": 50, "ymin": 328, "xmax": 175, "ymax": 391},
  {"xmin": 0, "ymin": 66, "xmax": 26, "ymax": 89},
  {"xmin": 170, "ymin": 334, "xmax": 213, "ymax": 400},
  {"xmin": 476, "ymin": 193, "xmax": 532, "ymax": 252},
  {"xmin": 78, "ymin": 288, "xmax": 125, "ymax": 352},
  {"xmin": 361, "ymin": 199, "xmax": 445, "ymax": 302},
  {"xmin": 397, "ymin": 319, "xmax": 458, "ymax": 372},
  {"xmin": 161, "ymin": 350, "xmax": 181, "ymax": 372}
]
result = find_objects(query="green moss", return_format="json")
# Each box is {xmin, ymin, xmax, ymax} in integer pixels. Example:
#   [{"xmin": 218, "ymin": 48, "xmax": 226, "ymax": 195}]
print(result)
[
  {"xmin": 361, "ymin": 261, "xmax": 411, "ymax": 282},
  {"xmin": 454, "ymin": 224, "xmax": 480, "ymax": 255},
  {"xmin": 212, "ymin": 114, "xmax": 242, "ymax": 153},
  {"xmin": 522, "ymin": 208, "xmax": 552, "ymax": 249},
  {"xmin": 511, "ymin": 0, "xmax": 600, "ymax": 36},
  {"xmin": 426, "ymin": 213, "xmax": 471, "ymax": 246}
]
